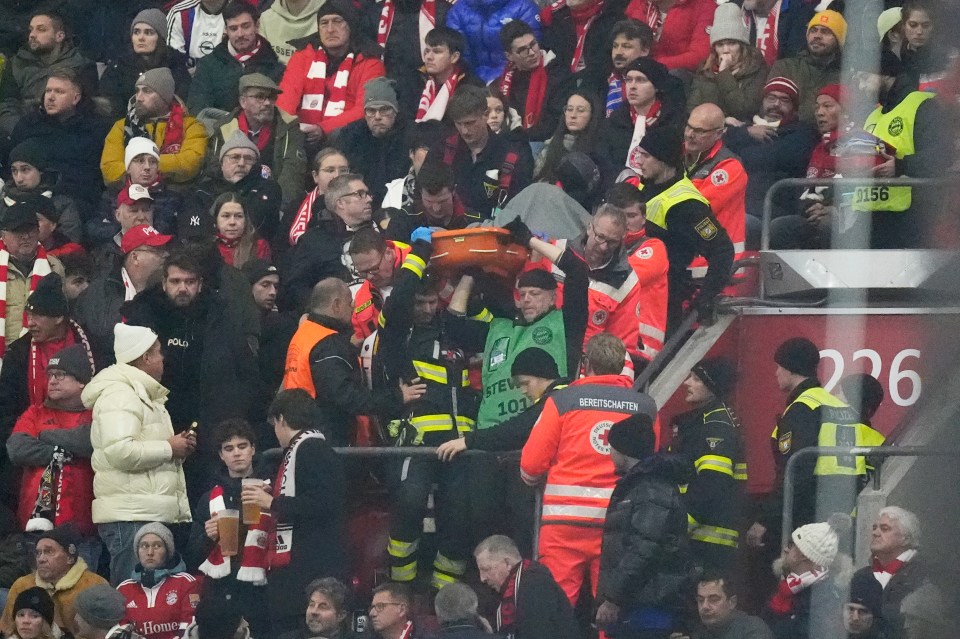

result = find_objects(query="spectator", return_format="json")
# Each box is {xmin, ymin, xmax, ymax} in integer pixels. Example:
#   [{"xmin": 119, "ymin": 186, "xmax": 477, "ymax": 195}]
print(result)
[
  {"xmin": 740, "ymin": 0, "xmax": 817, "ymax": 65},
  {"xmin": 521, "ymin": 334, "xmax": 658, "ymax": 607},
  {"xmin": 384, "ymin": 161, "xmax": 471, "ymax": 242},
  {"xmin": 599, "ymin": 20, "xmax": 654, "ymax": 117},
  {"xmin": 166, "ymin": 0, "xmax": 228, "ymax": 72},
  {"xmin": 73, "ymin": 225, "xmax": 173, "ymax": 370},
  {"xmin": 101, "ymin": 68, "xmax": 208, "ymax": 187},
  {"xmin": 723, "ymin": 77, "xmax": 818, "ymax": 224},
  {"xmin": 7, "ymin": 344, "xmax": 96, "ymax": 565},
  {"xmin": 1, "ymin": 140, "xmax": 82, "ymax": 244},
  {"xmin": 688, "ymin": 3, "xmax": 768, "ymax": 124},
  {"xmin": 211, "ymin": 193, "xmax": 271, "ymax": 268},
  {"xmin": 368, "ymin": 583, "xmax": 417, "ymax": 639},
  {"xmin": 0, "ymin": 525, "xmax": 109, "ymax": 637},
  {"xmin": 7, "ymin": 587, "xmax": 61, "ymax": 639},
  {"xmin": 117, "ymin": 523, "xmax": 198, "ymax": 639},
  {"xmin": 432, "ymin": 583, "xmax": 489, "ymax": 639},
  {"xmin": 381, "ymin": 121, "xmax": 444, "ymax": 211},
  {"xmin": 33, "ymin": 196, "xmax": 83, "ymax": 258},
  {"xmin": 281, "ymin": 278, "xmax": 421, "ymax": 444},
  {"xmin": 188, "ymin": 2, "xmax": 285, "ymax": 116},
  {"xmin": 347, "ymin": 227, "xmax": 414, "ymax": 341},
  {"xmin": 377, "ymin": 0, "xmax": 455, "ymax": 106},
  {"xmin": 72, "ymin": 585, "xmax": 132, "ymax": 639},
  {"xmin": 276, "ymin": 0, "xmax": 386, "ymax": 151},
  {"xmin": 849, "ymin": 50, "xmax": 953, "ymax": 248},
  {"xmin": 207, "ymin": 73, "xmax": 307, "ymax": 214},
  {"xmin": 244, "ymin": 389, "xmax": 347, "ymax": 634},
  {"xmin": 540, "ymin": 0, "xmax": 631, "ymax": 76},
  {"xmin": 186, "ymin": 420, "xmax": 272, "ymax": 637},
  {"xmin": 260, "ymin": 0, "xmax": 329, "ymax": 64},
  {"xmin": 496, "ymin": 20, "xmax": 572, "ymax": 142},
  {"xmin": 286, "ymin": 148, "xmax": 350, "ymax": 246},
  {"xmin": 625, "ymin": 0, "xmax": 714, "ymax": 72},
  {"xmin": 402, "ymin": 27, "xmax": 483, "ymax": 123},
  {"xmin": 473, "ymin": 535, "xmax": 577, "ymax": 639},
  {"xmin": 332, "ymin": 78, "xmax": 411, "ymax": 206},
  {"xmin": 767, "ymin": 10, "xmax": 845, "ymax": 123},
  {"xmin": 900, "ymin": 0, "xmax": 948, "ymax": 93},
  {"xmin": 444, "ymin": 0, "xmax": 542, "ymax": 84},
  {"xmin": 0, "ymin": 11, "xmax": 98, "ymax": 137},
  {"xmin": 287, "ymin": 577, "xmax": 355, "ymax": 639},
  {"xmin": 7, "ymin": 69, "xmax": 111, "ymax": 213},
  {"xmin": 673, "ymin": 570, "xmax": 773, "ymax": 639},
  {"xmin": 61, "ymin": 253, "xmax": 93, "ymax": 304},
  {"xmin": 837, "ymin": 373, "xmax": 884, "ymax": 426},
  {"xmin": 428, "ymin": 85, "xmax": 533, "ymax": 220},
  {"xmin": 99, "ymin": 10, "xmax": 192, "ymax": 119},
  {"xmin": 878, "ymin": 7, "xmax": 904, "ymax": 60},
  {"xmin": 669, "ymin": 358, "xmax": 746, "ymax": 570},
  {"xmin": 684, "ymin": 103, "xmax": 748, "ymax": 271},
  {"xmin": 83, "ymin": 323, "xmax": 196, "ymax": 585},
  {"xmin": 594, "ymin": 412, "xmax": 691, "ymax": 635},
  {"xmin": 89, "ymin": 184, "xmax": 157, "ymax": 277},
  {"xmin": 844, "ymin": 570, "xmax": 883, "ymax": 639},
  {"xmin": 485, "ymin": 88, "xmax": 510, "ymax": 136},
  {"xmin": 535, "ymin": 91, "xmax": 607, "ymax": 182}
]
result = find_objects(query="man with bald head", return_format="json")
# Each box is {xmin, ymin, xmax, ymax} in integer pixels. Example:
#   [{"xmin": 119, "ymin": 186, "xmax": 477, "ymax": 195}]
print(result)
[
  {"xmin": 283, "ymin": 277, "xmax": 425, "ymax": 445},
  {"xmin": 685, "ymin": 103, "xmax": 748, "ymax": 271}
]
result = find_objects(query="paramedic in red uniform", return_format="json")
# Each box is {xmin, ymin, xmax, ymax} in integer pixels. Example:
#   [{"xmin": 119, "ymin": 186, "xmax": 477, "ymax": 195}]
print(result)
[
  {"xmin": 520, "ymin": 333, "xmax": 658, "ymax": 605},
  {"xmin": 346, "ymin": 228, "xmax": 411, "ymax": 342}
]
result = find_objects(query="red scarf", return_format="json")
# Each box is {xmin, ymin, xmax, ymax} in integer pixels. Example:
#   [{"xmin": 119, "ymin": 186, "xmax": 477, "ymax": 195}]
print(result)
[
  {"xmin": 398, "ymin": 621, "xmax": 415, "ymax": 639},
  {"xmin": 377, "ymin": 0, "xmax": 441, "ymax": 56},
  {"xmin": 297, "ymin": 48, "xmax": 355, "ymax": 126},
  {"xmin": 289, "ymin": 187, "xmax": 320, "ymax": 246},
  {"xmin": 159, "ymin": 101, "xmax": 187, "ymax": 154},
  {"xmin": 269, "ymin": 430, "xmax": 326, "ymax": 569},
  {"xmin": 629, "ymin": 99, "xmax": 661, "ymax": 126},
  {"xmin": 872, "ymin": 556, "xmax": 907, "ymax": 575},
  {"xmin": 752, "ymin": 0, "xmax": 782, "ymax": 67},
  {"xmin": 499, "ymin": 54, "xmax": 548, "ymax": 130},
  {"xmin": 231, "ymin": 36, "xmax": 264, "ymax": 64},
  {"xmin": 568, "ymin": 0, "xmax": 604, "ymax": 72},
  {"xmin": 0, "ymin": 242, "xmax": 52, "ymax": 358},
  {"xmin": 496, "ymin": 559, "xmax": 531, "ymax": 633},
  {"xmin": 416, "ymin": 69, "xmax": 461, "ymax": 122},
  {"xmin": 237, "ymin": 111, "xmax": 273, "ymax": 152},
  {"xmin": 198, "ymin": 485, "xmax": 271, "ymax": 585},
  {"xmin": 638, "ymin": 0, "xmax": 665, "ymax": 40}
]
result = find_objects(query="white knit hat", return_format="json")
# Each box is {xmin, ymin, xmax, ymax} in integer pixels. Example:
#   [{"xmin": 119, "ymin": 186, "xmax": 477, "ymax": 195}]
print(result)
[
  {"xmin": 125, "ymin": 137, "xmax": 160, "ymax": 170},
  {"xmin": 791, "ymin": 513, "xmax": 851, "ymax": 567},
  {"xmin": 710, "ymin": 2, "xmax": 750, "ymax": 46},
  {"xmin": 114, "ymin": 324, "xmax": 158, "ymax": 365}
]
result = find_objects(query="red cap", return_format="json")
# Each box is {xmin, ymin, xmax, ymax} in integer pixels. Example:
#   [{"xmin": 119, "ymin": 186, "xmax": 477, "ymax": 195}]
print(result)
[
  {"xmin": 817, "ymin": 83, "xmax": 847, "ymax": 106},
  {"xmin": 116, "ymin": 184, "xmax": 155, "ymax": 207},
  {"xmin": 121, "ymin": 224, "xmax": 173, "ymax": 254}
]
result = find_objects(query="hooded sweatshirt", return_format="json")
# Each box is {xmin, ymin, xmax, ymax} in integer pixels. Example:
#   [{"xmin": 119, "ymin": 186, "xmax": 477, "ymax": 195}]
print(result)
[{"xmin": 260, "ymin": 0, "xmax": 328, "ymax": 64}]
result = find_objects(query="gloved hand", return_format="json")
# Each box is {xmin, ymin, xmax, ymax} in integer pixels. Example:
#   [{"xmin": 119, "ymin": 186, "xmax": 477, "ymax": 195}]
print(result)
[
  {"xmin": 503, "ymin": 216, "xmax": 533, "ymax": 247},
  {"xmin": 411, "ymin": 226, "xmax": 434, "ymax": 244}
]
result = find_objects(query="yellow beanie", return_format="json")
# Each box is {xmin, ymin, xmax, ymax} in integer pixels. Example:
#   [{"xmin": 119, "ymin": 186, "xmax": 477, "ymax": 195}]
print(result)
[{"xmin": 808, "ymin": 10, "xmax": 847, "ymax": 46}]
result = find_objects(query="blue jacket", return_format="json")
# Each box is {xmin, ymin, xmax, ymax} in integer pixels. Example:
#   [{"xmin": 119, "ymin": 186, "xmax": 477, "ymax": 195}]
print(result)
[{"xmin": 445, "ymin": 0, "xmax": 542, "ymax": 83}]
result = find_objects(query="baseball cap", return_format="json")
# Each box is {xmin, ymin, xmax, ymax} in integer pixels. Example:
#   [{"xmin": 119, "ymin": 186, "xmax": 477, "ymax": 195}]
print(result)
[
  {"xmin": 121, "ymin": 224, "xmax": 173, "ymax": 254},
  {"xmin": 116, "ymin": 184, "xmax": 155, "ymax": 207}
]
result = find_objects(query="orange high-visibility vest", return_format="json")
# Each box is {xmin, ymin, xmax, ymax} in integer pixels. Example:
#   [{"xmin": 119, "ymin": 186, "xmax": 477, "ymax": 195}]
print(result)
[{"xmin": 282, "ymin": 320, "xmax": 337, "ymax": 397}]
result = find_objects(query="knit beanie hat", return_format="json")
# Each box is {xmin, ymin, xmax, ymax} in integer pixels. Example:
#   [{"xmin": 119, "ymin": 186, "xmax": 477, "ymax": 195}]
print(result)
[
  {"xmin": 8, "ymin": 139, "xmax": 48, "ymax": 172},
  {"xmin": 136, "ymin": 68, "xmax": 176, "ymax": 106},
  {"xmin": 817, "ymin": 83, "xmax": 847, "ymax": 106},
  {"xmin": 637, "ymin": 125, "xmax": 684, "ymax": 170},
  {"xmin": 791, "ymin": 513, "xmax": 851, "ymax": 568},
  {"xmin": 134, "ymin": 522, "xmax": 175, "ymax": 557},
  {"xmin": 556, "ymin": 152, "xmax": 601, "ymax": 209},
  {"xmin": 690, "ymin": 357, "xmax": 737, "ymax": 399},
  {"xmin": 848, "ymin": 569, "xmax": 883, "ymax": 617},
  {"xmin": 195, "ymin": 595, "xmax": 243, "ymax": 639},
  {"xmin": 808, "ymin": 10, "xmax": 847, "ymax": 46},
  {"xmin": 219, "ymin": 130, "xmax": 261, "ymax": 162},
  {"xmin": 511, "ymin": 348, "xmax": 560, "ymax": 380},
  {"xmin": 516, "ymin": 268, "xmax": 557, "ymax": 291},
  {"xmin": 74, "ymin": 585, "xmax": 127, "ymax": 630},
  {"xmin": 131, "ymin": 9, "xmax": 168, "ymax": 43},
  {"xmin": 624, "ymin": 57, "xmax": 669, "ymax": 92},
  {"xmin": 763, "ymin": 76, "xmax": 800, "ymax": 106},
  {"xmin": 38, "ymin": 523, "xmax": 81, "ymax": 558},
  {"xmin": 710, "ymin": 2, "xmax": 750, "ymax": 46},
  {"xmin": 125, "ymin": 136, "xmax": 161, "ymax": 170},
  {"xmin": 26, "ymin": 274, "xmax": 68, "ymax": 318},
  {"xmin": 318, "ymin": 0, "xmax": 359, "ymax": 35},
  {"xmin": 47, "ymin": 344, "xmax": 94, "ymax": 384},
  {"xmin": 241, "ymin": 259, "xmax": 278, "ymax": 285},
  {"xmin": 364, "ymin": 77, "xmax": 399, "ymax": 111},
  {"xmin": 774, "ymin": 337, "xmax": 820, "ymax": 377},
  {"xmin": 13, "ymin": 588, "xmax": 55, "ymax": 626},
  {"xmin": 114, "ymin": 323, "xmax": 158, "ymax": 365},
  {"xmin": 877, "ymin": 7, "xmax": 902, "ymax": 41},
  {"xmin": 607, "ymin": 413, "xmax": 656, "ymax": 459}
]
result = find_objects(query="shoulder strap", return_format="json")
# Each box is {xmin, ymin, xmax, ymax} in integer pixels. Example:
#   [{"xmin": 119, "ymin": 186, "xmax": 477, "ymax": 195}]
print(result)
[
  {"xmin": 182, "ymin": 7, "xmax": 195, "ymax": 53},
  {"xmin": 497, "ymin": 149, "xmax": 520, "ymax": 207}
]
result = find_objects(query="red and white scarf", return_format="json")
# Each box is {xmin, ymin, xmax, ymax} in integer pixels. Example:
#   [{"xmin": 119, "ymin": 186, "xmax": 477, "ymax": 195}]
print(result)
[
  {"xmin": 544, "ymin": 0, "xmax": 605, "ymax": 72},
  {"xmin": 270, "ymin": 430, "xmax": 326, "ymax": 569},
  {"xmin": 625, "ymin": 99, "xmax": 662, "ymax": 171},
  {"xmin": 230, "ymin": 36, "xmax": 264, "ymax": 64},
  {"xmin": 638, "ymin": 0, "xmax": 666, "ymax": 41},
  {"xmin": 749, "ymin": 0, "xmax": 782, "ymax": 67},
  {"xmin": 416, "ymin": 70, "xmax": 461, "ymax": 122},
  {"xmin": 289, "ymin": 187, "xmax": 320, "ymax": 246},
  {"xmin": 496, "ymin": 559, "xmax": 531, "ymax": 633},
  {"xmin": 0, "ymin": 242, "xmax": 52, "ymax": 358},
  {"xmin": 298, "ymin": 48, "xmax": 355, "ymax": 126},
  {"xmin": 377, "ymin": 0, "xmax": 444, "ymax": 60},
  {"xmin": 199, "ymin": 485, "xmax": 271, "ymax": 585},
  {"xmin": 499, "ymin": 52, "xmax": 549, "ymax": 130},
  {"xmin": 768, "ymin": 568, "xmax": 828, "ymax": 616},
  {"xmin": 872, "ymin": 549, "xmax": 916, "ymax": 588}
]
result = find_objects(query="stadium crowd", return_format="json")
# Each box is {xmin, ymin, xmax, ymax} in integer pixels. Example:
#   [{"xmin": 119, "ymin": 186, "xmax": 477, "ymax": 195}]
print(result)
[{"xmin": 0, "ymin": 0, "xmax": 957, "ymax": 638}]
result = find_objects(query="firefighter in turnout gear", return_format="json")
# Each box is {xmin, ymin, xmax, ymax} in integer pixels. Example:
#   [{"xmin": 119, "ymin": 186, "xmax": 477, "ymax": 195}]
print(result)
[
  {"xmin": 668, "ymin": 357, "xmax": 747, "ymax": 570},
  {"xmin": 374, "ymin": 228, "xmax": 480, "ymax": 590}
]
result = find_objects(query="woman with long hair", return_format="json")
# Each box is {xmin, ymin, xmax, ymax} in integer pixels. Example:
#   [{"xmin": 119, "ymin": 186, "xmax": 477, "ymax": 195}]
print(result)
[
  {"xmin": 286, "ymin": 148, "xmax": 350, "ymax": 245},
  {"xmin": 8, "ymin": 588, "xmax": 64, "ymax": 639},
  {"xmin": 899, "ymin": 0, "xmax": 954, "ymax": 93},
  {"xmin": 535, "ymin": 90, "xmax": 606, "ymax": 182},
  {"xmin": 212, "ymin": 193, "xmax": 271, "ymax": 268}
]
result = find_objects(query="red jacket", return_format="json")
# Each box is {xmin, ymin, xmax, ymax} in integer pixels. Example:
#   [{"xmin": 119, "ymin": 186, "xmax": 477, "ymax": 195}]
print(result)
[
  {"xmin": 12, "ymin": 404, "xmax": 95, "ymax": 536},
  {"xmin": 118, "ymin": 573, "xmax": 199, "ymax": 639},
  {"xmin": 276, "ymin": 45, "xmax": 386, "ymax": 134},
  {"xmin": 626, "ymin": 0, "xmax": 714, "ymax": 72},
  {"xmin": 625, "ymin": 232, "xmax": 669, "ymax": 362}
]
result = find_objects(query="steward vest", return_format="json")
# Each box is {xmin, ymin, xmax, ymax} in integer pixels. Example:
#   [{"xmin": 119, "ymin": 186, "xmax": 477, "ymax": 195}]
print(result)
[
  {"xmin": 282, "ymin": 320, "xmax": 336, "ymax": 397},
  {"xmin": 784, "ymin": 387, "xmax": 886, "ymax": 476},
  {"xmin": 477, "ymin": 310, "xmax": 567, "ymax": 428},
  {"xmin": 352, "ymin": 241, "xmax": 411, "ymax": 340},
  {"xmin": 855, "ymin": 91, "xmax": 935, "ymax": 213},
  {"xmin": 687, "ymin": 144, "xmax": 747, "ymax": 279},
  {"xmin": 645, "ymin": 176, "xmax": 711, "ymax": 232}
]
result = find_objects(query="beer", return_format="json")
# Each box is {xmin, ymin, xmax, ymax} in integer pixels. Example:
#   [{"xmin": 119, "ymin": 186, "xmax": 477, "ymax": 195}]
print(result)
[
  {"xmin": 217, "ymin": 509, "xmax": 240, "ymax": 557},
  {"xmin": 241, "ymin": 478, "xmax": 263, "ymax": 524}
]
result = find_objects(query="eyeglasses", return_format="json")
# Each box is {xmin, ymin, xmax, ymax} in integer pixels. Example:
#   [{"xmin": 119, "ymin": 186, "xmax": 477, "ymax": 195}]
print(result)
[
  {"xmin": 340, "ymin": 189, "xmax": 370, "ymax": 200},
  {"xmin": 354, "ymin": 254, "xmax": 386, "ymax": 277},
  {"xmin": 369, "ymin": 602, "xmax": 402, "ymax": 613},
  {"xmin": 364, "ymin": 106, "xmax": 395, "ymax": 117},
  {"xmin": 46, "ymin": 370, "xmax": 70, "ymax": 381},
  {"xmin": 319, "ymin": 16, "xmax": 347, "ymax": 29},
  {"xmin": 763, "ymin": 93, "xmax": 794, "ymax": 106},
  {"xmin": 684, "ymin": 124, "xmax": 723, "ymax": 135},
  {"xmin": 223, "ymin": 153, "xmax": 257, "ymax": 164},
  {"xmin": 512, "ymin": 40, "xmax": 539, "ymax": 57},
  {"xmin": 242, "ymin": 92, "xmax": 275, "ymax": 103},
  {"xmin": 589, "ymin": 223, "xmax": 620, "ymax": 247}
]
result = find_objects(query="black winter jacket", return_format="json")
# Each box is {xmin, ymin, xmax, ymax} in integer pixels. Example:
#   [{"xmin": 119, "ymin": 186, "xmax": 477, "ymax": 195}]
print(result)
[
  {"xmin": 332, "ymin": 119, "xmax": 411, "ymax": 206},
  {"xmin": 187, "ymin": 39, "xmax": 285, "ymax": 114},
  {"xmin": 190, "ymin": 171, "xmax": 284, "ymax": 244},
  {"xmin": 498, "ymin": 560, "xmax": 578, "ymax": 639},
  {"xmin": 543, "ymin": 0, "xmax": 631, "ymax": 89},
  {"xmin": 99, "ymin": 46, "xmax": 192, "ymax": 119},
  {"xmin": 72, "ymin": 265, "xmax": 124, "ymax": 370}
]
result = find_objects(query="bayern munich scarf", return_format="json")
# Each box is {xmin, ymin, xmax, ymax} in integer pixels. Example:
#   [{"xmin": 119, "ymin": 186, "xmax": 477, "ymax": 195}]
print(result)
[
  {"xmin": 377, "ymin": 0, "xmax": 446, "ymax": 58},
  {"xmin": 230, "ymin": 36, "xmax": 264, "ymax": 64},
  {"xmin": 298, "ymin": 48, "xmax": 354, "ymax": 126},
  {"xmin": 496, "ymin": 559, "xmax": 531, "ymax": 633},
  {"xmin": 0, "ymin": 242, "xmax": 52, "ymax": 357},
  {"xmin": 416, "ymin": 70, "xmax": 461, "ymax": 122},
  {"xmin": 199, "ymin": 485, "xmax": 271, "ymax": 585},
  {"xmin": 543, "ymin": 0, "xmax": 605, "ymax": 72},
  {"xmin": 289, "ymin": 187, "xmax": 320, "ymax": 246},
  {"xmin": 499, "ymin": 52, "xmax": 549, "ymax": 130},
  {"xmin": 625, "ymin": 99, "xmax": 662, "ymax": 171},
  {"xmin": 123, "ymin": 98, "xmax": 187, "ymax": 153},
  {"xmin": 270, "ymin": 429, "xmax": 326, "ymax": 569},
  {"xmin": 747, "ymin": 0, "xmax": 782, "ymax": 66},
  {"xmin": 636, "ymin": 0, "xmax": 666, "ymax": 40}
]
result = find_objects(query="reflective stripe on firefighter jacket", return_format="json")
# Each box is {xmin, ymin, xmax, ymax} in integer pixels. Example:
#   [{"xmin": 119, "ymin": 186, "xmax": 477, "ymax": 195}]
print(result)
[
  {"xmin": 351, "ymin": 241, "xmax": 411, "ymax": 340},
  {"xmin": 282, "ymin": 319, "xmax": 337, "ymax": 397},
  {"xmin": 855, "ymin": 91, "xmax": 935, "ymax": 212},
  {"xmin": 625, "ymin": 232, "xmax": 668, "ymax": 362},
  {"xmin": 774, "ymin": 387, "xmax": 886, "ymax": 476},
  {"xmin": 686, "ymin": 142, "xmax": 747, "ymax": 278},
  {"xmin": 521, "ymin": 375, "xmax": 658, "ymax": 527}
]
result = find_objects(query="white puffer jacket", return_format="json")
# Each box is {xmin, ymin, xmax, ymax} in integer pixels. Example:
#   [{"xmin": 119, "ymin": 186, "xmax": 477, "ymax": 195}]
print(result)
[{"xmin": 82, "ymin": 363, "xmax": 191, "ymax": 524}]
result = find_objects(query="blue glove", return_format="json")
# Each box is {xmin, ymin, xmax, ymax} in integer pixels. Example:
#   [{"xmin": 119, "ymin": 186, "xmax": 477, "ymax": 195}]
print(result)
[{"xmin": 411, "ymin": 227, "xmax": 434, "ymax": 244}]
